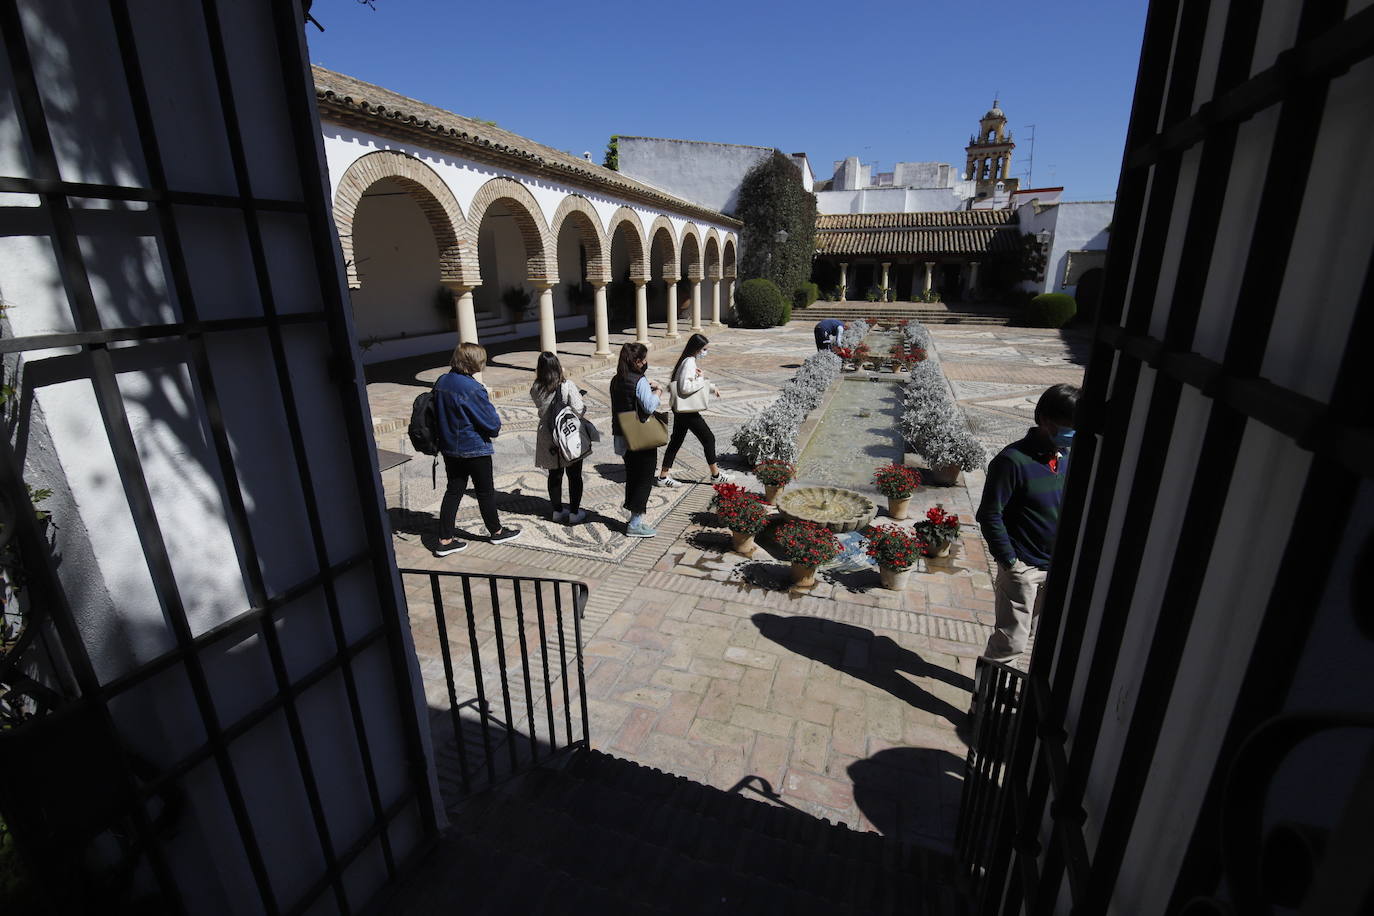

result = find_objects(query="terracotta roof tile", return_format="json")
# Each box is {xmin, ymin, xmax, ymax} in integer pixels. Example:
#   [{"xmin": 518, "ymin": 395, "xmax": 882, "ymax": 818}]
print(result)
[{"xmin": 814, "ymin": 210, "xmax": 1021, "ymax": 256}]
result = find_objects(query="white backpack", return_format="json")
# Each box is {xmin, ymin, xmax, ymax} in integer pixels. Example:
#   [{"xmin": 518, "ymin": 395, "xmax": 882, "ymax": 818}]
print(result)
[{"xmin": 548, "ymin": 382, "xmax": 588, "ymax": 464}]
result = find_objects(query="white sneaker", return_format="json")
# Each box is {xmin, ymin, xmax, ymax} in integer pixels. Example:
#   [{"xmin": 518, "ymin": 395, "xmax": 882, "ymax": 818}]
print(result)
[
  {"xmin": 654, "ymin": 475, "xmax": 680, "ymax": 488},
  {"xmin": 552, "ymin": 509, "xmax": 569, "ymax": 524},
  {"xmin": 566, "ymin": 509, "xmax": 588, "ymax": 525},
  {"xmin": 710, "ymin": 470, "xmax": 735, "ymax": 483}
]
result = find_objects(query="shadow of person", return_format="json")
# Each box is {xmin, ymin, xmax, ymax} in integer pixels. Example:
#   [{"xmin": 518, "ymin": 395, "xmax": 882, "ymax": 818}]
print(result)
[
  {"xmin": 849, "ymin": 746, "xmax": 967, "ymax": 849},
  {"xmin": 752, "ymin": 613, "xmax": 972, "ymax": 727}
]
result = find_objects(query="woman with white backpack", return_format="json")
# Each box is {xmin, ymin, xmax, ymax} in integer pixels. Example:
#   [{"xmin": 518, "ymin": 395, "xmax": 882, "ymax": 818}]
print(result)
[
  {"xmin": 530, "ymin": 351, "xmax": 589, "ymax": 524},
  {"xmin": 656, "ymin": 333, "xmax": 733, "ymax": 488}
]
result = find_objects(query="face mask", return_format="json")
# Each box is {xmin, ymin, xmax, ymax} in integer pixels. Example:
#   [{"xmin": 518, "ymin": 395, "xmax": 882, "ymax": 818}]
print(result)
[
  {"xmin": 1052, "ymin": 429, "xmax": 1075, "ymax": 450},
  {"xmin": 698, "ymin": 350, "xmax": 708, "ymax": 359}
]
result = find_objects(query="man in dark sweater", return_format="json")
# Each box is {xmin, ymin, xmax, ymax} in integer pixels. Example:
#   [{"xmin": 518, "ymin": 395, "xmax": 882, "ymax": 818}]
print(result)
[
  {"xmin": 976, "ymin": 384, "xmax": 1079, "ymax": 663},
  {"xmin": 814, "ymin": 318, "xmax": 845, "ymax": 351}
]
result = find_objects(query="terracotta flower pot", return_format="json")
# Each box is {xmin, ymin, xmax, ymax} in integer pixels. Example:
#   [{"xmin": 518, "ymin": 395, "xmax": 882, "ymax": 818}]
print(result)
[
  {"xmin": 764, "ymin": 483, "xmax": 783, "ymax": 504},
  {"xmin": 878, "ymin": 564, "xmax": 912, "ymax": 590},
  {"xmin": 887, "ymin": 496, "xmax": 912, "ymax": 520},
  {"xmin": 789, "ymin": 562, "xmax": 818, "ymax": 588},
  {"xmin": 730, "ymin": 530, "xmax": 757, "ymax": 557}
]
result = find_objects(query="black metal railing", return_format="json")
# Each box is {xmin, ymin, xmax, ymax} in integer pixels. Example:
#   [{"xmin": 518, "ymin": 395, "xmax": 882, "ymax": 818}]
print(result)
[
  {"xmin": 956, "ymin": 658, "xmax": 1027, "ymax": 909},
  {"xmin": 399, "ymin": 569, "xmax": 590, "ymax": 808}
]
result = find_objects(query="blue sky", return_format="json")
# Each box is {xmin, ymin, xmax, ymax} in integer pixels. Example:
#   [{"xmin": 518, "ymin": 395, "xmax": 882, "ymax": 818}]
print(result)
[{"xmin": 306, "ymin": 0, "xmax": 1149, "ymax": 202}]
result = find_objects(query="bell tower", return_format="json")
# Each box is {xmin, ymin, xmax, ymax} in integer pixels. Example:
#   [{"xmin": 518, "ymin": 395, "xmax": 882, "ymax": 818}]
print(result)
[{"xmin": 964, "ymin": 99, "xmax": 1017, "ymax": 199}]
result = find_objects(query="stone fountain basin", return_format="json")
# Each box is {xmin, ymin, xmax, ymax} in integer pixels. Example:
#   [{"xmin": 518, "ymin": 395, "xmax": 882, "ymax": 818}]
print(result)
[{"xmin": 775, "ymin": 486, "xmax": 877, "ymax": 533}]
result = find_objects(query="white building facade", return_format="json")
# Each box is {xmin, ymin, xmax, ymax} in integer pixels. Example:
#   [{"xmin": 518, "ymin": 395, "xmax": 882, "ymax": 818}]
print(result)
[{"xmin": 315, "ymin": 70, "xmax": 741, "ymax": 365}]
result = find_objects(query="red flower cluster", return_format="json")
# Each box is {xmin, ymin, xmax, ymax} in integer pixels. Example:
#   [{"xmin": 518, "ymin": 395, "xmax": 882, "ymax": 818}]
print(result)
[
  {"xmin": 774, "ymin": 520, "xmax": 841, "ymax": 567},
  {"xmin": 925, "ymin": 505, "xmax": 960, "ymax": 528},
  {"xmin": 865, "ymin": 525, "xmax": 926, "ymax": 570},
  {"xmin": 913, "ymin": 504, "xmax": 961, "ymax": 556},
  {"xmin": 887, "ymin": 343, "xmax": 927, "ymax": 368},
  {"xmin": 872, "ymin": 463, "xmax": 923, "ymax": 498},
  {"xmin": 753, "ymin": 459, "xmax": 795, "ymax": 488},
  {"xmin": 833, "ymin": 346, "xmax": 853, "ymax": 360},
  {"xmin": 711, "ymin": 482, "xmax": 768, "ymax": 536}
]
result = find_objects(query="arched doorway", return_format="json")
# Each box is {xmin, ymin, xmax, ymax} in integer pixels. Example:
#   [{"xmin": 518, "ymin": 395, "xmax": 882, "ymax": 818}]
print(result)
[
  {"xmin": 648, "ymin": 220, "xmax": 678, "ymax": 332},
  {"xmin": 607, "ymin": 210, "xmax": 647, "ymax": 330},
  {"xmin": 704, "ymin": 235, "xmax": 721, "ymax": 326},
  {"xmin": 551, "ymin": 196, "xmax": 608, "ymax": 328},
  {"xmin": 467, "ymin": 178, "xmax": 554, "ymax": 332}
]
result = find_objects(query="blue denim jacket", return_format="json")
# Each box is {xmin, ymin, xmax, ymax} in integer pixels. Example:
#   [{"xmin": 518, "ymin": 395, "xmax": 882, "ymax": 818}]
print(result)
[{"xmin": 434, "ymin": 371, "xmax": 500, "ymax": 457}]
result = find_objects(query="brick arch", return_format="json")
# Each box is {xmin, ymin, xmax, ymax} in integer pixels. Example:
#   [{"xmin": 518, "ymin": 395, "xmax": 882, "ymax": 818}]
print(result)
[
  {"xmin": 704, "ymin": 232, "xmax": 722, "ymax": 280},
  {"xmin": 722, "ymin": 237, "xmax": 738, "ymax": 279},
  {"xmin": 332, "ymin": 150, "xmax": 473, "ymax": 289},
  {"xmin": 467, "ymin": 177, "xmax": 555, "ymax": 284},
  {"xmin": 647, "ymin": 216, "xmax": 679, "ymax": 281},
  {"xmin": 606, "ymin": 207, "xmax": 649, "ymax": 281},
  {"xmin": 679, "ymin": 223, "xmax": 703, "ymax": 281},
  {"xmin": 550, "ymin": 195, "xmax": 609, "ymax": 283}
]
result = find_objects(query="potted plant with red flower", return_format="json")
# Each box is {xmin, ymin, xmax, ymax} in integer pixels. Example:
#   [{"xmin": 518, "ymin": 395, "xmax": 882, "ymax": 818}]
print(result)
[
  {"xmin": 872, "ymin": 463, "xmax": 923, "ymax": 520},
  {"xmin": 865, "ymin": 524, "xmax": 926, "ymax": 589},
  {"xmin": 774, "ymin": 519, "xmax": 841, "ymax": 588},
  {"xmin": 753, "ymin": 459, "xmax": 795, "ymax": 503},
  {"xmin": 711, "ymin": 483, "xmax": 768, "ymax": 556},
  {"xmin": 913, "ymin": 504, "xmax": 961, "ymax": 557}
]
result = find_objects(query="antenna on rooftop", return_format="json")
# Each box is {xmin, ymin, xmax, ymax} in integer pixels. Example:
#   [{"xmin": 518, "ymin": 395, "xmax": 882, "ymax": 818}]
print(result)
[{"xmin": 1021, "ymin": 124, "xmax": 1036, "ymax": 187}]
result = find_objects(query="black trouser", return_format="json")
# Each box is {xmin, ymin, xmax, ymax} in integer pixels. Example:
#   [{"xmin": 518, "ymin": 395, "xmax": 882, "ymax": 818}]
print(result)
[
  {"xmin": 548, "ymin": 460, "xmax": 584, "ymax": 512},
  {"xmin": 815, "ymin": 328, "xmax": 832, "ymax": 350},
  {"xmin": 440, "ymin": 454, "xmax": 501, "ymax": 537},
  {"xmin": 622, "ymin": 448, "xmax": 657, "ymax": 515},
  {"xmin": 662, "ymin": 411, "xmax": 715, "ymax": 470}
]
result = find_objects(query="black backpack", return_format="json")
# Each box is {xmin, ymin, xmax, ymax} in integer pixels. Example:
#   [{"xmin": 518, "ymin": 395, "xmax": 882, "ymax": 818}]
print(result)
[{"xmin": 408, "ymin": 390, "xmax": 440, "ymax": 456}]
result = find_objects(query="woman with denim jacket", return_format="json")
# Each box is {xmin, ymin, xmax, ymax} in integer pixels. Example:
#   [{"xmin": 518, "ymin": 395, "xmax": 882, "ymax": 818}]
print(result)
[
  {"xmin": 433, "ymin": 342, "xmax": 521, "ymax": 556},
  {"xmin": 610, "ymin": 342, "xmax": 662, "ymax": 538}
]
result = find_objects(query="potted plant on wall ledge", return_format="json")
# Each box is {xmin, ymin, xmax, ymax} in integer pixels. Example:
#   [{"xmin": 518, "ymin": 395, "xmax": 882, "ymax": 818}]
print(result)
[
  {"xmin": 711, "ymin": 483, "xmax": 768, "ymax": 556},
  {"xmin": 502, "ymin": 285, "xmax": 534, "ymax": 323},
  {"xmin": 865, "ymin": 524, "xmax": 925, "ymax": 589},
  {"xmin": 873, "ymin": 463, "xmax": 922, "ymax": 520},
  {"xmin": 775, "ymin": 519, "xmax": 841, "ymax": 588},
  {"xmin": 913, "ymin": 504, "xmax": 961, "ymax": 558},
  {"xmin": 753, "ymin": 459, "xmax": 795, "ymax": 503}
]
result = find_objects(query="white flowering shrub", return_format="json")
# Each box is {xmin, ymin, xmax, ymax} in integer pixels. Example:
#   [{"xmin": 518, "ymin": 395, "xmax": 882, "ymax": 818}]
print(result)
[
  {"xmin": 839, "ymin": 319, "xmax": 870, "ymax": 349},
  {"xmin": 898, "ymin": 321, "xmax": 986, "ymax": 471},
  {"xmin": 733, "ymin": 350, "xmax": 840, "ymax": 465}
]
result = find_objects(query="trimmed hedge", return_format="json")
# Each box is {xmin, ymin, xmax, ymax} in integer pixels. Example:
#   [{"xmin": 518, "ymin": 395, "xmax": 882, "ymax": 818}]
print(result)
[
  {"xmin": 1024, "ymin": 292, "xmax": 1077, "ymax": 328},
  {"xmin": 795, "ymin": 282, "xmax": 820, "ymax": 309},
  {"xmin": 735, "ymin": 278, "xmax": 785, "ymax": 328}
]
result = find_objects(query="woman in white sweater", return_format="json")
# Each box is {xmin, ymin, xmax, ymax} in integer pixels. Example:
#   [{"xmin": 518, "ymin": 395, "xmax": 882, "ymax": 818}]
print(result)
[
  {"xmin": 530, "ymin": 351, "xmax": 588, "ymax": 523},
  {"xmin": 656, "ymin": 334, "xmax": 733, "ymax": 487}
]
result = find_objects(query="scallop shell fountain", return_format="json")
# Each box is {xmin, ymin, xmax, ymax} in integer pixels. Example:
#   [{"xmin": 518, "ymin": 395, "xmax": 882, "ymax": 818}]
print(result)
[{"xmin": 775, "ymin": 486, "xmax": 876, "ymax": 533}]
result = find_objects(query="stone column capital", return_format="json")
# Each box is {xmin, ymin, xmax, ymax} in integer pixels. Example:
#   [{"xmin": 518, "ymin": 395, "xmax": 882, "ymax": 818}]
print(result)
[{"xmin": 632, "ymin": 277, "xmax": 648, "ymax": 288}]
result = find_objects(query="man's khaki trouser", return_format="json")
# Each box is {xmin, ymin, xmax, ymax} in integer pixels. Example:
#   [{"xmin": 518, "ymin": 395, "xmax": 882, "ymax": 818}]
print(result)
[{"xmin": 983, "ymin": 559, "xmax": 1047, "ymax": 663}]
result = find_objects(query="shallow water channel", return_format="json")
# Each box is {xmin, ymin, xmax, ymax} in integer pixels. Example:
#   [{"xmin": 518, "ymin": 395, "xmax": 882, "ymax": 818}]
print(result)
[{"xmin": 793, "ymin": 332, "xmax": 907, "ymax": 496}]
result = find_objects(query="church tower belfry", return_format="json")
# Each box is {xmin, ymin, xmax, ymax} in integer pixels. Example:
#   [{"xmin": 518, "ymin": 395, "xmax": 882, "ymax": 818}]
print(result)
[{"xmin": 964, "ymin": 99, "xmax": 1018, "ymax": 199}]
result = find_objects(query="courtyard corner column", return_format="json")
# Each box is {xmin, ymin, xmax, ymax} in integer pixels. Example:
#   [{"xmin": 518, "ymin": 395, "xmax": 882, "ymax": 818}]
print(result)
[
  {"xmin": 923, "ymin": 261, "xmax": 934, "ymax": 295},
  {"xmin": 881, "ymin": 262, "xmax": 891, "ymax": 298},
  {"xmin": 665, "ymin": 282, "xmax": 679, "ymax": 339},
  {"xmin": 839, "ymin": 262, "xmax": 849, "ymax": 300},
  {"xmin": 592, "ymin": 281, "xmax": 611, "ymax": 357},
  {"xmin": 536, "ymin": 281, "xmax": 557, "ymax": 354},
  {"xmin": 691, "ymin": 280, "xmax": 703, "ymax": 331},
  {"xmin": 722, "ymin": 278, "xmax": 734, "ymax": 324},
  {"xmin": 633, "ymin": 279, "xmax": 649, "ymax": 343},
  {"xmin": 711, "ymin": 277, "xmax": 722, "ymax": 327},
  {"xmin": 968, "ymin": 261, "xmax": 980, "ymax": 297}
]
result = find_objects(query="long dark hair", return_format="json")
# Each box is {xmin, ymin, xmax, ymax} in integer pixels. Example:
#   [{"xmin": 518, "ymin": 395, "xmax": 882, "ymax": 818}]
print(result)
[
  {"xmin": 615, "ymin": 341, "xmax": 648, "ymax": 382},
  {"xmin": 534, "ymin": 351, "xmax": 565, "ymax": 396},
  {"xmin": 670, "ymin": 333, "xmax": 709, "ymax": 385}
]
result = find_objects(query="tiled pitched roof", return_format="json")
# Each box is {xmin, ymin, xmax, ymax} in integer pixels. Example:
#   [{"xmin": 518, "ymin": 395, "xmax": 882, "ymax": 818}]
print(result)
[
  {"xmin": 815, "ymin": 210, "xmax": 1021, "ymax": 256},
  {"xmin": 311, "ymin": 66, "xmax": 740, "ymax": 228}
]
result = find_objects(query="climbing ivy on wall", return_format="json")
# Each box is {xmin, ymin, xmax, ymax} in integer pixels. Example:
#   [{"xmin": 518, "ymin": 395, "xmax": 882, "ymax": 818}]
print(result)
[
  {"xmin": 736, "ymin": 152, "xmax": 816, "ymax": 305},
  {"xmin": 603, "ymin": 136, "xmax": 619, "ymax": 171}
]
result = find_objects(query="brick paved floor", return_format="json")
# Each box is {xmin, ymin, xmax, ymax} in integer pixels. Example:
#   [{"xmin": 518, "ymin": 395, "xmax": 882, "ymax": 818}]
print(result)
[{"xmin": 378, "ymin": 319, "xmax": 1087, "ymax": 852}]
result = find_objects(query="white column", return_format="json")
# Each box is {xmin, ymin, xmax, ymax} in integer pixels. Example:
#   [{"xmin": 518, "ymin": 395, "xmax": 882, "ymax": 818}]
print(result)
[
  {"xmin": 711, "ymin": 277, "xmax": 722, "ymax": 326},
  {"xmin": 665, "ymin": 281, "xmax": 679, "ymax": 339},
  {"xmin": 880, "ymin": 262, "xmax": 891, "ymax": 300},
  {"xmin": 592, "ymin": 281, "xmax": 610, "ymax": 356},
  {"xmin": 633, "ymin": 278, "xmax": 648, "ymax": 343},
  {"xmin": 839, "ymin": 262, "xmax": 849, "ymax": 300},
  {"xmin": 924, "ymin": 261, "xmax": 934, "ymax": 294},
  {"xmin": 536, "ymin": 282, "xmax": 556, "ymax": 354},
  {"xmin": 722, "ymin": 278, "xmax": 734, "ymax": 324},
  {"xmin": 969, "ymin": 261, "xmax": 980, "ymax": 296},
  {"xmin": 448, "ymin": 284, "xmax": 479, "ymax": 344},
  {"xmin": 691, "ymin": 279, "xmax": 703, "ymax": 331}
]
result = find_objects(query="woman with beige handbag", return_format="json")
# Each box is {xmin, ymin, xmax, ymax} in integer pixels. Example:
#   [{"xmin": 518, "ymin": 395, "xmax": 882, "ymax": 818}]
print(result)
[
  {"xmin": 656, "ymin": 333, "xmax": 733, "ymax": 488},
  {"xmin": 610, "ymin": 342, "xmax": 666, "ymax": 538}
]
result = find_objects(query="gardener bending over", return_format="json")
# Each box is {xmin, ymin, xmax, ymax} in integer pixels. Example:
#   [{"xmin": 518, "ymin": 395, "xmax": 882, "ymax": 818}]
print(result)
[
  {"xmin": 976, "ymin": 383, "xmax": 1079, "ymax": 664},
  {"xmin": 813, "ymin": 318, "xmax": 845, "ymax": 352}
]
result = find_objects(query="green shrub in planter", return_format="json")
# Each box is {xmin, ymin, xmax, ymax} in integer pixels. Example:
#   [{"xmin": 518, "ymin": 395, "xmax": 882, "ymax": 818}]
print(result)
[
  {"xmin": 735, "ymin": 278, "xmax": 785, "ymax": 327},
  {"xmin": 1024, "ymin": 292, "xmax": 1077, "ymax": 328},
  {"xmin": 794, "ymin": 282, "xmax": 820, "ymax": 309}
]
